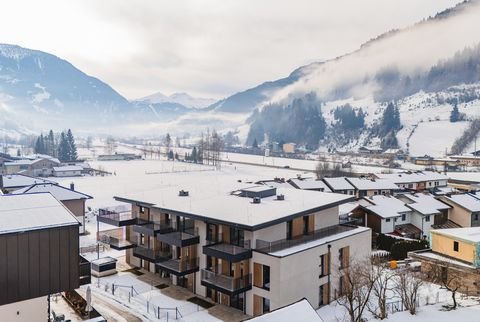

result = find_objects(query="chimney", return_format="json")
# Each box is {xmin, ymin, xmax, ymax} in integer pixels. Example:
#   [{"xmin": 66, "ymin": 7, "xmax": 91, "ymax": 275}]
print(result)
[
  {"xmin": 253, "ymin": 197, "xmax": 261, "ymax": 204},
  {"xmin": 70, "ymin": 182, "xmax": 75, "ymax": 191},
  {"xmin": 179, "ymin": 190, "xmax": 189, "ymax": 197},
  {"xmin": 277, "ymin": 194, "xmax": 285, "ymax": 200}
]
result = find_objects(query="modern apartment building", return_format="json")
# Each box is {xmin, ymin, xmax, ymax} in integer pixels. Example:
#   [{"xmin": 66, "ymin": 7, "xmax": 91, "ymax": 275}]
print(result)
[{"xmin": 99, "ymin": 179, "xmax": 371, "ymax": 316}]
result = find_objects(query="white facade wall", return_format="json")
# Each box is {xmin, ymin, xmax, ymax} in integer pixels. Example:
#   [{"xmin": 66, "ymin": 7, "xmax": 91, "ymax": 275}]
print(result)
[
  {"xmin": 248, "ymin": 229, "xmax": 371, "ymax": 315},
  {"xmin": 381, "ymin": 217, "xmax": 396, "ymax": 233},
  {"xmin": 0, "ymin": 296, "xmax": 46, "ymax": 322},
  {"xmin": 314, "ymin": 206, "xmax": 339, "ymax": 230}
]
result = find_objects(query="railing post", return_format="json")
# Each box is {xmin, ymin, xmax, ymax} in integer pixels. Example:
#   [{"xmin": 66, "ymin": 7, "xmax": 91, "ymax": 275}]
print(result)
[
  {"xmin": 176, "ymin": 308, "xmax": 178, "ymax": 319},
  {"xmin": 112, "ymin": 283, "xmax": 115, "ymax": 295},
  {"xmin": 131, "ymin": 286, "xmax": 134, "ymax": 297},
  {"xmin": 157, "ymin": 307, "xmax": 160, "ymax": 320},
  {"xmin": 128, "ymin": 292, "xmax": 131, "ymax": 303}
]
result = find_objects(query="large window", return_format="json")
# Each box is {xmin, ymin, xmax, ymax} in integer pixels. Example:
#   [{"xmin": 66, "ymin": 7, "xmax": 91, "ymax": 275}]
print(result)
[
  {"xmin": 303, "ymin": 216, "xmax": 309, "ymax": 235},
  {"xmin": 286, "ymin": 220, "xmax": 293, "ymax": 240},
  {"xmin": 319, "ymin": 253, "xmax": 329, "ymax": 277},
  {"xmin": 263, "ymin": 265, "xmax": 270, "ymax": 290},
  {"xmin": 263, "ymin": 297, "xmax": 270, "ymax": 313}
]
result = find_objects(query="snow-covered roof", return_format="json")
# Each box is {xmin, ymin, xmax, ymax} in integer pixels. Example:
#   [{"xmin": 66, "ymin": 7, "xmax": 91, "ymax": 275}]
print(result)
[
  {"xmin": 403, "ymin": 193, "xmax": 450, "ymax": 215},
  {"xmin": 4, "ymin": 159, "xmax": 34, "ymax": 166},
  {"xmin": 362, "ymin": 195, "xmax": 411, "ymax": 219},
  {"xmin": 443, "ymin": 194, "xmax": 480, "ymax": 212},
  {"xmin": 432, "ymin": 227, "xmax": 480, "ymax": 244},
  {"xmin": 288, "ymin": 178, "xmax": 332, "ymax": 192},
  {"xmin": 0, "ymin": 174, "xmax": 55, "ymax": 189},
  {"xmin": 53, "ymin": 165, "xmax": 83, "ymax": 172},
  {"xmin": 115, "ymin": 180, "xmax": 353, "ymax": 230},
  {"xmin": 322, "ymin": 177, "xmax": 355, "ymax": 191},
  {"xmin": 346, "ymin": 177, "xmax": 399, "ymax": 190},
  {"xmin": 0, "ymin": 193, "xmax": 79, "ymax": 234},
  {"xmin": 11, "ymin": 183, "xmax": 92, "ymax": 201},
  {"xmin": 245, "ymin": 299, "xmax": 322, "ymax": 322},
  {"xmin": 375, "ymin": 171, "xmax": 448, "ymax": 184}
]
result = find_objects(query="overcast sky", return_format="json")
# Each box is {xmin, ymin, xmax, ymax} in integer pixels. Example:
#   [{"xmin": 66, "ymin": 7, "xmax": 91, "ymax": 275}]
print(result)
[{"xmin": 0, "ymin": 0, "xmax": 463, "ymax": 100}]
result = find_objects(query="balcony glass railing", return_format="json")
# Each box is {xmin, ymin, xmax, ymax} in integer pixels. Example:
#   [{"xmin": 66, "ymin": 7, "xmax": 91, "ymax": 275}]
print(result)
[
  {"xmin": 256, "ymin": 224, "xmax": 357, "ymax": 253},
  {"xmin": 201, "ymin": 269, "xmax": 252, "ymax": 293}
]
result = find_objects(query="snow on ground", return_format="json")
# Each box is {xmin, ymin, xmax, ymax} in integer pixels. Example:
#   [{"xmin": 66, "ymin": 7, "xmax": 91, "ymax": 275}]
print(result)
[
  {"xmin": 88, "ymin": 272, "xmax": 222, "ymax": 322},
  {"xmin": 402, "ymin": 120, "xmax": 469, "ymax": 157}
]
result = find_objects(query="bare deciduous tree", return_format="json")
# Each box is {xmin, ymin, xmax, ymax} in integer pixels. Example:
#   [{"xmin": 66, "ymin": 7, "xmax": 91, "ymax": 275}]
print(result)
[
  {"xmin": 336, "ymin": 258, "xmax": 377, "ymax": 322},
  {"xmin": 393, "ymin": 269, "xmax": 423, "ymax": 315},
  {"xmin": 428, "ymin": 261, "xmax": 464, "ymax": 309},
  {"xmin": 368, "ymin": 261, "xmax": 395, "ymax": 319}
]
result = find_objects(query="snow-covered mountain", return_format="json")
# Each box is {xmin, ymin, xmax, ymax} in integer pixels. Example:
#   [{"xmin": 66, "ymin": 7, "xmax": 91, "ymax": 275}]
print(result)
[
  {"xmin": 210, "ymin": 0, "xmax": 480, "ymax": 156},
  {"xmin": 136, "ymin": 92, "xmax": 216, "ymax": 109}
]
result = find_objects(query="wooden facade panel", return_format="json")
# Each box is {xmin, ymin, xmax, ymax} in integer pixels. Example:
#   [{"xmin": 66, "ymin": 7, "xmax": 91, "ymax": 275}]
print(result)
[
  {"xmin": 49, "ymin": 229, "xmax": 60, "ymax": 292},
  {"xmin": 7, "ymin": 235, "xmax": 19, "ymax": 303},
  {"xmin": 69, "ymin": 226, "xmax": 79, "ymax": 290},
  {"xmin": 308, "ymin": 215, "xmax": 315, "ymax": 234},
  {"xmin": 253, "ymin": 294, "xmax": 263, "ymax": 316},
  {"xmin": 0, "ymin": 236, "xmax": 8, "ymax": 304},
  {"xmin": 59, "ymin": 228, "xmax": 71, "ymax": 292},
  {"xmin": 253, "ymin": 262, "xmax": 262, "ymax": 288},
  {"xmin": 17, "ymin": 234, "xmax": 30, "ymax": 300},
  {"xmin": 38, "ymin": 230, "xmax": 51, "ymax": 293},
  {"xmin": 292, "ymin": 217, "xmax": 303, "ymax": 238},
  {"xmin": 28, "ymin": 231, "xmax": 40, "ymax": 297}
]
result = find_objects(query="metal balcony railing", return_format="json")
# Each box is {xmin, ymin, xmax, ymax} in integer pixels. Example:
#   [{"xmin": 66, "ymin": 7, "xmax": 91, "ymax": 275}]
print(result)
[{"xmin": 201, "ymin": 269, "xmax": 252, "ymax": 294}]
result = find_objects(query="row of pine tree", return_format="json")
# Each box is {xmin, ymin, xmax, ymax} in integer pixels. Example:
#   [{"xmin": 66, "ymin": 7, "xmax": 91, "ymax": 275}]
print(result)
[{"xmin": 33, "ymin": 129, "xmax": 78, "ymax": 162}]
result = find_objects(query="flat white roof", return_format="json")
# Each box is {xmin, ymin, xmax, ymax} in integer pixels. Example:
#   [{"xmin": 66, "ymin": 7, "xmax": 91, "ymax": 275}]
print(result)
[
  {"xmin": 322, "ymin": 177, "xmax": 355, "ymax": 191},
  {"xmin": 0, "ymin": 193, "xmax": 79, "ymax": 234},
  {"xmin": 432, "ymin": 227, "xmax": 480, "ymax": 244},
  {"xmin": 346, "ymin": 177, "xmax": 399, "ymax": 190},
  {"xmin": 444, "ymin": 194, "xmax": 480, "ymax": 212},
  {"xmin": 0, "ymin": 174, "xmax": 55, "ymax": 188},
  {"xmin": 245, "ymin": 299, "xmax": 321, "ymax": 322},
  {"xmin": 116, "ymin": 180, "xmax": 353, "ymax": 229},
  {"xmin": 11, "ymin": 183, "xmax": 92, "ymax": 201}
]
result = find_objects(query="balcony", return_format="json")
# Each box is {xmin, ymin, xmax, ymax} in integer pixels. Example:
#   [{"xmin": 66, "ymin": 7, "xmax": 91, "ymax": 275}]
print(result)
[
  {"xmin": 97, "ymin": 205, "xmax": 136, "ymax": 227},
  {"xmin": 100, "ymin": 234, "xmax": 136, "ymax": 250},
  {"xmin": 157, "ymin": 228, "xmax": 199, "ymax": 247},
  {"xmin": 132, "ymin": 246, "xmax": 170, "ymax": 262},
  {"xmin": 133, "ymin": 219, "xmax": 173, "ymax": 237},
  {"xmin": 203, "ymin": 241, "xmax": 252, "ymax": 262},
  {"xmin": 156, "ymin": 257, "xmax": 199, "ymax": 276},
  {"xmin": 79, "ymin": 255, "xmax": 91, "ymax": 286},
  {"xmin": 255, "ymin": 224, "xmax": 357, "ymax": 254},
  {"xmin": 201, "ymin": 269, "xmax": 252, "ymax": 295}
]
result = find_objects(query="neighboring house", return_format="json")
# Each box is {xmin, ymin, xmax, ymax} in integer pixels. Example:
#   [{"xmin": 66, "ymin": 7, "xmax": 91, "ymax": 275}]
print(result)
[
  {"xmin": 345, "ymin": 177, "xmax": 399, "ymax": 198},
  {"xmin": 11, "ymin": 183, "xmax": 93, "ymax": 234},
  {"xmin": 282, "ymin": 143, "xmax": 296, "ymax": 154},
  {"xmin": 287, "ymin": 177, "xmax": 332, "ymax": 192},
  {"xmin": 244, "ymin": 298, "xmax": 322, "ymax": 321},
  {"xmin": 410, "ymin": 227, "xmax": 480, "ymax": 295},
  {"xmin": 449, "ymin": 155, "xmax": 480, "ymax": 167},
  {"xmin": 353, "ymin": 195, "xmax": 412, "ymax": 236},
  {"xmin": 358, "ymin": 146, "xmax": 383, "ymax": 154},
  {"xmin": 354, "ymin": 193, "xmax": 452, "ymax": 239},
  {"xmin": 101, "ymin": 180, "xmax": 371, "ymax": 317},
  {"xmin": 374, "ymin": 171, "xmax": 448, "ymax": 191},
  {"xmin": 322, "ymin": 177, "xmax": 356, "ymax": 195},
  {"xmin": 0, "ymin": 174, "xmax": 55, "ymax": 193},
  {"xmin": 53, "ymin": 165, "xmax": 83, "ymax": 177},
  {"xmin": 440, "ymin": 193, "xmax": 480, "ymax": 227},
  {"xmin": 0, "ymin": 193, "xmax": 90, "ymax": 321},
  {"xmin": 3, "ymin": 157, "xmax": 60, "ymax": 177}
]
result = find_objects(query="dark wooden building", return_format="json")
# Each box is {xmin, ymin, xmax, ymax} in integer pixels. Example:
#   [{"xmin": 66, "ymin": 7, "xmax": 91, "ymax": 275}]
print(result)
[{"xmin": 0, "ymin": 193, "xmax": 88, "ymax": 306}]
